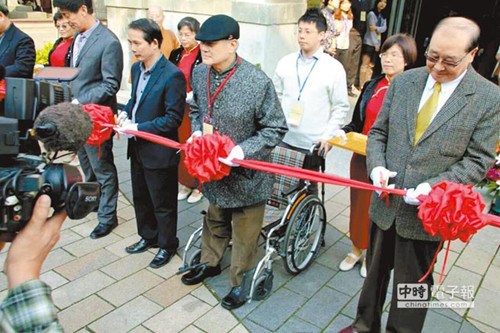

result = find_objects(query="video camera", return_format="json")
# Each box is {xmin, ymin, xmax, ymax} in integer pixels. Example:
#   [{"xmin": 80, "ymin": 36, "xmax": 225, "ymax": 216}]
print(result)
[{"xmin": 0, "ymin": 67, "xmax": 101, "ymax": 242}]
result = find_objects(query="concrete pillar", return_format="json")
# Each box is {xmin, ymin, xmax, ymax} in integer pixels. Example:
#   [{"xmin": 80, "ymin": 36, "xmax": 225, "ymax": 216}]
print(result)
[{"xmin": 105, "ymin": 0, "xmax": 306, "ymax": 84}]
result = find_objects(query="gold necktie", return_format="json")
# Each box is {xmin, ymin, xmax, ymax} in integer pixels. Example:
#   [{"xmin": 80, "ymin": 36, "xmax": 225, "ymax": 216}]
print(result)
[{"xmin": 414, "ymin": 82, "xmax": 441, "ymax": 145}]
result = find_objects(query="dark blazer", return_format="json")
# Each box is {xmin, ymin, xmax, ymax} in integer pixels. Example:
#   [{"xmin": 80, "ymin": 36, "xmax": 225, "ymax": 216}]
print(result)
[
  {"xmin": 69, "ymin": 23, "xmax": 123, "ymax": 111},
  {"xmin": 124, "ymin": 55, "xmax": 186, "ymax": 169},
  {"xmin": 343, "ymin": 74, "xmax": 385, "ymax": 133},
  {"xmin": 0, "ymin": 23, "xmax": 35, "ymax": 78},
  {"xmin": 367, "ymin": 66, "xmax": 500, "ymax": 241}
]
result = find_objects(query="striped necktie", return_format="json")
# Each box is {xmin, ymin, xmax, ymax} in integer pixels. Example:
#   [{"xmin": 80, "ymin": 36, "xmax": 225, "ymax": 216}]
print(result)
[
  {"xmin": 72, "ymin": 34, "xmax": 86, "ymax": 66},
  {"xmin": 414, "ymin": 82, "xmax": 441, "ymax": 145}
]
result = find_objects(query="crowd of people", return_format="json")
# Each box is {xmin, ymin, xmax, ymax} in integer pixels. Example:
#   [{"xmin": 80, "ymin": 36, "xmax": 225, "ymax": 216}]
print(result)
[{"xmin": 0, "ymin": 0, "xmax": 499, "ymax": 331}]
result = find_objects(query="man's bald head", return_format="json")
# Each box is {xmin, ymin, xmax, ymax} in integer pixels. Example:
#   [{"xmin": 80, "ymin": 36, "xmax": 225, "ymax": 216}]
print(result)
[
  {"xmin": 147, "ymin": 6, "xmax": 165, "ymax": 27},
  {"xmin": 433, "ymin": 17, "xmax": 480, "ymax": 53}
]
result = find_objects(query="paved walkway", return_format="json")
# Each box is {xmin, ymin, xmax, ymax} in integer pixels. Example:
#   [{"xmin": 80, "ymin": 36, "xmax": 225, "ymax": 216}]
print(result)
[{"xmin": 1, "ymin": 102, "xmax": 498, "ymax": 332}]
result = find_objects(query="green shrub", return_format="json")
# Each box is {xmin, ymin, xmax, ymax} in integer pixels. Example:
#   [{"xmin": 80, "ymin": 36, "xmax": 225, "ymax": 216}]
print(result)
[
  {"xmin": 36, "ymin": 42, "xmax": 54, "ymax": 65},
  {"xmin": 308, "ymin": 0, "xmax": 322, "ymax": 8}
]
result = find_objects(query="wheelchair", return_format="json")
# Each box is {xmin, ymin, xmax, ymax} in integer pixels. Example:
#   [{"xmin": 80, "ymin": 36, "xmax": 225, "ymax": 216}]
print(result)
[{"xmin": 178, "ymin": 145, "xmax": 327, "ymax": 302}]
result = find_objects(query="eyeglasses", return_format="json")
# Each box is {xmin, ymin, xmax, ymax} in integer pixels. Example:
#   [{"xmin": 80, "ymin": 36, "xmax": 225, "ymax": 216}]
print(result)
[
  {"xmin": 379, "ymin": 52, "xmax": 404, "ymax": 59},
  {"xmin": 424, "ymin": 49, "xmax": 474, "ymax": 68}
]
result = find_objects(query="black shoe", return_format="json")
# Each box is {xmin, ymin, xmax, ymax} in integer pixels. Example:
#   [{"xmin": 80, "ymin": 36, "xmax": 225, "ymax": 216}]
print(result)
[
  {"xmin": 149, "ymin": 249, "xmax": 175, "ymax": 269},
  {"xmin": 181, "ymin": 264, "xmax": 221, "ymax": 285},
  {"xmin": 221, "ymin": 286, "xmax": 247, "ymax": 310},
  {"xmin": 125, "ymin": 238, "xmax": 157, "ymax": 254},
  {"xmin": 90, "ymin": 222, "xmax": 117, "ymax": 239}
]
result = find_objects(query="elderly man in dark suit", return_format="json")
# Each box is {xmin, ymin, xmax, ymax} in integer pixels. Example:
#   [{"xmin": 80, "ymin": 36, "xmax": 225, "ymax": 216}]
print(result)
[
  {"xmin": 53, "ymin": 0, "xmax": 123, "ymax": 239},
  {"xmin": 342, "ymin": 17, "xmax": 500, "ymax": 333},
  {"xmin": 116, "ymin": 18, "xmax": 186, "ymax": 269},
  {"xmin": 0, "ymin": 4, "xmax": 35, "ymax": 79}
]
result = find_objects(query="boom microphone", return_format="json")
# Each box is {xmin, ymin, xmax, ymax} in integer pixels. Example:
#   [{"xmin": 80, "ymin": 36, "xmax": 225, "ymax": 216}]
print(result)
[{"xmin": 33, "ymin": 102, "xmax": 93, "ymax": 152}]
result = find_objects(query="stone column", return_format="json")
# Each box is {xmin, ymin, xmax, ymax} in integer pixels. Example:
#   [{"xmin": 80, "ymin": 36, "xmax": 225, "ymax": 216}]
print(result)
[{"xmin": 105, "ymin": 0, "xmax": 306, "ymax": 91}]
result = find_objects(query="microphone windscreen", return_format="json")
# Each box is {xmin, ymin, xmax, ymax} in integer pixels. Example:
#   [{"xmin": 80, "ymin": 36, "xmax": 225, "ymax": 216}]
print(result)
[{"xmin": 34, "ymin": 102, "xmax": 93, "ymax": 152}]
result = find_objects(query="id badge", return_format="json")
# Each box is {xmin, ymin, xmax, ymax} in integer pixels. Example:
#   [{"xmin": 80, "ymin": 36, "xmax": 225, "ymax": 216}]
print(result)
[
  {"xmin": 288, "ymin": 101, "xmax": 304, "ymax": 127},
  {"xmin": 203, "ymin": 122, "xmax": 214, "ymax": 135},
  {"xmin": 360, "ymin": 11, "xmax": 366, "ymax": 22}
]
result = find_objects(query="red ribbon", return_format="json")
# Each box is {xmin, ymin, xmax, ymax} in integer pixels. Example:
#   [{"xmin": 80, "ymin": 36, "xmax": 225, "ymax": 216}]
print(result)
[{"xmin": 105, "ymin": 126, "xmax": 500, "ymax": 283}]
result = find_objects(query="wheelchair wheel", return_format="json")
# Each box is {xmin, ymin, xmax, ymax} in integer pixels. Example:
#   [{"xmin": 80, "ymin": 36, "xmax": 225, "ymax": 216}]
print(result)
[
  {"xmin": 252, "ymin": 271, "xmax": 274, "ymax": 301},
  {"xmin": 283, "ymin": 195, "xmax": 326, "ymax": 274},
  {"xmin": 188, "ymin": 249, "xmax": 202, "ymax": 267}
]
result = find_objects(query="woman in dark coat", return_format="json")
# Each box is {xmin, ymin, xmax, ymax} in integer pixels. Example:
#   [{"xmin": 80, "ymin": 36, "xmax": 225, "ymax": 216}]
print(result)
[{"xmin": 335, "ymin": 34, "xmax": 417, "ymax": 277}]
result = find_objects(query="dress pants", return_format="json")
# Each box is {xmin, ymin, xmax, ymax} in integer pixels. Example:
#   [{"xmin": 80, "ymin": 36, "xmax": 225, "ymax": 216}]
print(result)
[
  {"xmin": 347, "ymin": 28, "xmax": 363, "ymax": 89},
  {"xmin": 201, "ymin": 202, "xmax": 265, "ymax": 286},
  {"xmin": 130, "ymin": 152, "xmax": 178, "ymax": 251},
  {"xmin": 353, "ymin": 222, "xmax": 441, "ymax": 333},
  {"xmin": 78, "ymin": 138, "xmax": 118, "ymax": 226}
]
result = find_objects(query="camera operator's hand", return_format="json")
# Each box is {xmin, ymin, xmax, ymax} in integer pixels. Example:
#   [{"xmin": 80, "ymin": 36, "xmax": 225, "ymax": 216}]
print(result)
[{"xmin": 4, "ymin": 195, "xmax": 66, "ymax": 289}]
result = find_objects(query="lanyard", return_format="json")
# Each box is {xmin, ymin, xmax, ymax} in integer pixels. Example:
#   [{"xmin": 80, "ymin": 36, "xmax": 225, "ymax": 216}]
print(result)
[
  {"xmin": 206, "ymin": 56, "xmax": 242, "ymax": 118},
  {"xmin": 296, "ymin": 55, "xmax": 318, "ymax": 101}
]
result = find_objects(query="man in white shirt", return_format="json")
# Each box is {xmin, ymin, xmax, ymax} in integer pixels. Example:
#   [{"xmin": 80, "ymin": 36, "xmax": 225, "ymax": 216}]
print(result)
[{"xmin": 273, "ymin": 8, "xmax": 349, "ymax": 193}]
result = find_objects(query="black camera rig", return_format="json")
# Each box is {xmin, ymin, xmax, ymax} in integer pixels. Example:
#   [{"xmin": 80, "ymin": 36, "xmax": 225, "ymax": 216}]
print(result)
[{"xmin": 0, "ymin": 70, "xmax": 100, "ymax": 242}]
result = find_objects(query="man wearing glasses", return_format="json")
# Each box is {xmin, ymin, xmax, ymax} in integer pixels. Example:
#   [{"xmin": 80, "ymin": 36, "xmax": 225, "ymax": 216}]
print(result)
[{"xmin": 342, "ymin": 16, "xmax": 500, "ymax": 333}]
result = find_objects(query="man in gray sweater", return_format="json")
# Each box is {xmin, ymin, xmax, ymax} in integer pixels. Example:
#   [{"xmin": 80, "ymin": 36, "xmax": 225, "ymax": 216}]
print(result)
[{"xmin": 180, "ymin": 14, "xmax": 288, "ymax": 310}]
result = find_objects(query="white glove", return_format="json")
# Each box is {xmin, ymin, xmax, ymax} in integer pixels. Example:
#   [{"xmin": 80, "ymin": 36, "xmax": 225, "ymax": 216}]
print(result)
[
  {"xmin": 404, "ymin": 182, "xmax": 432, "ymax": 206},
  {"xmin": 370, "ymin": 166, "xmax": 397, "ymax": 195},
  {"xmin": 186, "ymin": 91, "xmax": 194, "ymax": 104},
  {"xmin": 187, "ymin": 130, "xmax": 202, "ymax": 143},
  {"xmin": 116, "ymin": 120, "xmax": 138, "ymax": 138},
  {"xmin": 116, "ymin": 110, "xmax": 129, "ymax": 126},
  {"xmin": 331, "ymin": 129, "xmax": 347, "ymax": 141},
  {"xmin": 71, "ymin": 98, "xmax": 80, "ymax": 105},
  {"xmin": 218, "ymin": 145, "xmax": 244, "ymax": 167}
]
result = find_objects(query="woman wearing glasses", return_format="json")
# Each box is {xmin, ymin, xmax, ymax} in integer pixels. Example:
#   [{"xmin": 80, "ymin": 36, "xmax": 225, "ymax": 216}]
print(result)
[
  {"xmin": 48, "ymin": 11, "xmax": 75, "ymax": 67},
  {"xmin": 332, "ymin": 33, "xmax": 417, "ymax": 277},
  {"xmin": 169, "ymin": 17, "xmax": 204, "ymax": 204}
]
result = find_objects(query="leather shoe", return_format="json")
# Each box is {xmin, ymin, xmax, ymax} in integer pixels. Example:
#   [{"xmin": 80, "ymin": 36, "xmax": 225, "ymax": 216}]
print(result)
[
  {"xmin": 181, "ymin": 264, "xmax": 221, "ymax": 285},
  {"xmin": 221, "ymin": 286, "xmax": 247, "ymax": 310},
  {"xmin": 90, "ymin": 222, "xmax": 117, "ymax": 239},
  {"xmin": 149, "ymin": 249, "xmax": 175, "ymax": 269},
  {"xmin": 125, "ymin": 238, "xmax": 157, "ymax": 254}
]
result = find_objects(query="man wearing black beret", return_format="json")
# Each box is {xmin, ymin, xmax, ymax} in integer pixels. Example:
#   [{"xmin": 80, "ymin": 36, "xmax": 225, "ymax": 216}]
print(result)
[{"xmin": 180, "ymin": 14, "xmax": 288, "ymax": 310}]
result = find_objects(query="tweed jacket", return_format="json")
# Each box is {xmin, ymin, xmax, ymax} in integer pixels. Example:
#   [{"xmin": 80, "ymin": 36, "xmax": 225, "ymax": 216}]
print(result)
[
  {"xmin": 68, "ymin": 23, "xmax": 123, "ymax": 112},
  {"xmin": 190, "ymin": 57, "xmax": 288, "ymax": 208},
  {"xmin": 367, "ymin": 66, "xmax": 500, "ymax": 241}
]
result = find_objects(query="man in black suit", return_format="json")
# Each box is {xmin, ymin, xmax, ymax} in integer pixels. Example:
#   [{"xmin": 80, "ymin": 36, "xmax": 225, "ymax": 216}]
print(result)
[
  {"xmin": 0, "ymin": 4, "xmax": 35, "ymax": 79},
  {"xmin": 117, "ymin": 18, "xmax": 185, "ymax": 268}
]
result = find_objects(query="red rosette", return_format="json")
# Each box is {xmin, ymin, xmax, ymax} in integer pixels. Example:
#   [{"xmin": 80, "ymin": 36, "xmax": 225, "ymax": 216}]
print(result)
[
  {"xmin": 416, "ymin": 181, "xmax": 496, "ymax": 284},
  {"xmin": 82, "ymin": 104, "xmax": 115, "ymax": 146},
  {"xmin": 418, "ymin": 181, "xmax": 486, "ymax": 242},
  {"xmin": 183, "ymin": 133, "xmax": 235, "ymax": 184},
  {"xmin": 0, "ymin": 80, "xmax": 5, "ymax": 101}
]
